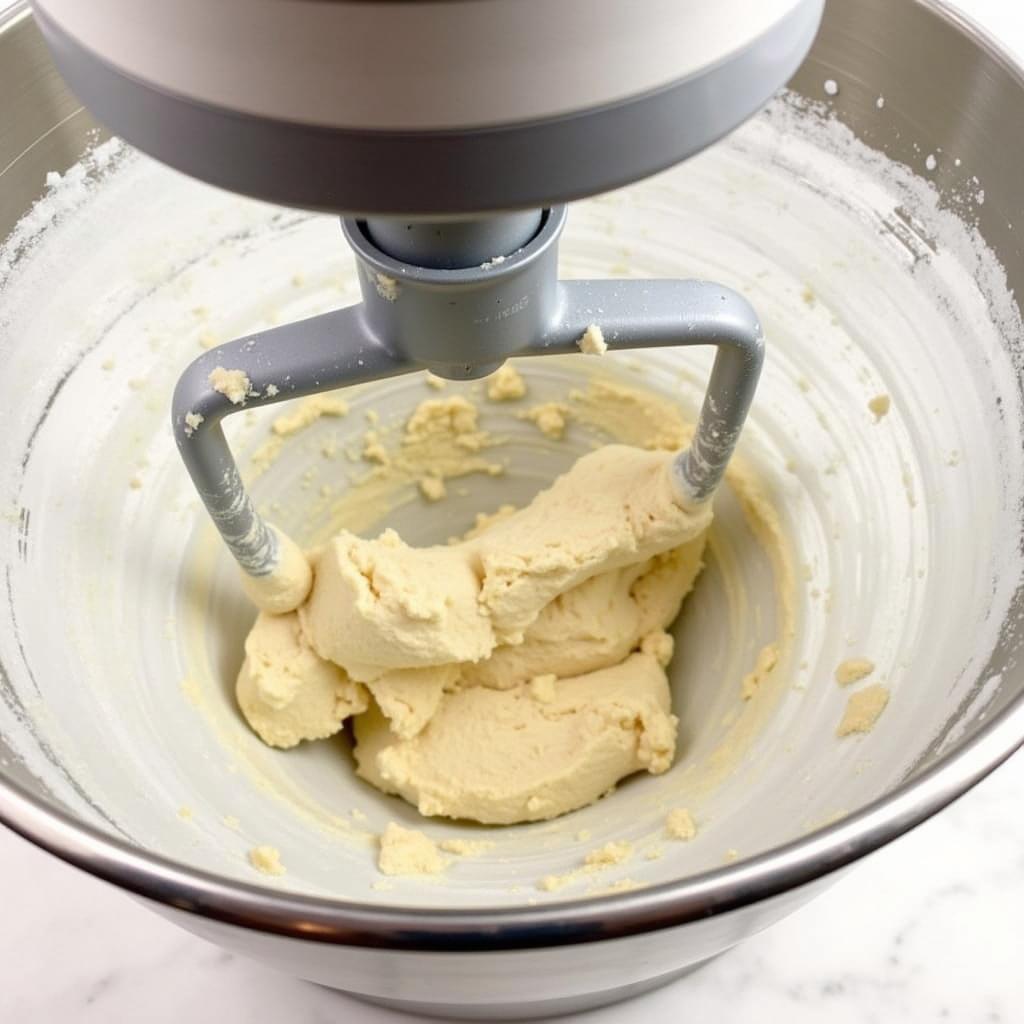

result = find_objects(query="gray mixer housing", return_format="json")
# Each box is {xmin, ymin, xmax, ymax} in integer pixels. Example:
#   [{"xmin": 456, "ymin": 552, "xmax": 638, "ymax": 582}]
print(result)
[{"xmin": 32, "ymin": 0, "xmax": 824, "ymax": 216}]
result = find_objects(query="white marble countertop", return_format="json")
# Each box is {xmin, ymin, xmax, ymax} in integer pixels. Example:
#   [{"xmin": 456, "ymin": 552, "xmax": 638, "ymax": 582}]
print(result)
[{"xmin": 2, "ymin": 1, "xmax": 1022, "ymax": 1021}]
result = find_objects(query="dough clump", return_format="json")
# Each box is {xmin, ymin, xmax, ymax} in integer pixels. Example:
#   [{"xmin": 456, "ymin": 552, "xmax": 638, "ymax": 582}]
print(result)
[{"xmin": 235, "ymin": 443, "xmax": 710, "ymax": 824}]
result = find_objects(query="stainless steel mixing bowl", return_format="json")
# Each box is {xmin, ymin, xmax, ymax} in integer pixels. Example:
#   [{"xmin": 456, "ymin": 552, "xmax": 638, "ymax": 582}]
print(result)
[{"xmin": 2, "ymin": 0, "xmax": 1024, "ymax": 1018}]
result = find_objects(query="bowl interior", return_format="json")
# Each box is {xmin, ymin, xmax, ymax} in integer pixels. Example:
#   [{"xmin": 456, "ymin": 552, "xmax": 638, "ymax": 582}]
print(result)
[{"xmin": 1, "ymin": 7, "xmax": 1023, "ymax": 910}]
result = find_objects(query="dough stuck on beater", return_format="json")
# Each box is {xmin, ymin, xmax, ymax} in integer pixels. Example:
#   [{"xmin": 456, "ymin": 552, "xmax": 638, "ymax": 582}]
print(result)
[{"xmin": 240, "ymin": 525, "xmax": 313, "ymax": 614}]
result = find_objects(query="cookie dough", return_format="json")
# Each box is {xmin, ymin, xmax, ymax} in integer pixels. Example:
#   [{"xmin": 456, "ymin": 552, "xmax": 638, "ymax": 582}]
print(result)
[
  {"xmin": 208, "ymin": 366, "xmax": 251, "ymax": 405},
  {"xmin": 377, "ymin": 822, "xmax": 444, "ymax": 876},
  {"xmin": 665, "ymin": 807, "xmax": 697, "ymax": 840},
  {"xmin": 520, "ymin": 402, "xmax": 570, "ymax": 439},
  {"xmin": 248, "ymin": 845, "xmax": 286, "ymax": 875},
  {"xmin": 235, "ymin": 443, "xmax": 711, "ymax": 824},
  {"xmin": 236, "ymin": 608, "xmax": 367, "ymax": 747},
  {"xmin": 834, "ymin": 657, "xmax": 874, "ymax": 686},
  {"xmin": 837, "ymin": 683, "xmax": 890, "ymax": 736},
  {"xmin": 486, "ymin": 363, "xmax": 526, "ymax": 401},
  {"xmin": 577, "ymin": 324, "xmax": 607, "ymax": 355}
]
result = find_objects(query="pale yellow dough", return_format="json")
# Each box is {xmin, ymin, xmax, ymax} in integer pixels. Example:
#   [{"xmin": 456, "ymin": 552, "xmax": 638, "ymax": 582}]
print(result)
[
  {"xmin": 834, "ymin": 657, "xmax": 874, "ymax": 686},
  {"xmin": 300, "ymin": 445, "xmax": 709, "ymax": 682},
  {"xmin": 235, "ymin": 401, "xmax": 712, "ymax": 822},
  {"xmin": 236, "ymin": 610, "xmax": 367, "ymax": 748},
  {"xmin": 208, "ymin": 366, "xmax": 251, "ymax": 405},
  {"xmin": 248, "ymin": 845, "xmax": 286, "ymax": 875},
  {"xmin": 837, "ymin": 683, "xmax": 890, "ymax": 736},
  {"xmin": 377, "ymin": 822, "xmax": 445, "ymax": 876},
  {"xmin": 486, "ymin": 363, "xmax": 527, "ymax": 401},
  {"xmin": 355, "ymin": 651, "xmax": 677, "ymax": 824}
]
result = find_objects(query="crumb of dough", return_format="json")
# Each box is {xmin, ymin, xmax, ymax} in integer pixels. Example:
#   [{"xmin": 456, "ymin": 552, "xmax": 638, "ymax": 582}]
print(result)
[
  {"xmin": 375, "ymin": 272, "xmax": 399, "ymax": 301},
  {"xmin": 272, "ymin": 394, "xmax": 349, "ymax": 436},
  {"xmin": 868, "ymin": 393, "xmax": 891, "ymax": 421},
  {"xmin": 248, "ymin": 845, "xmax": 286, "ymax": 876},
  {"xmin": 528, "ymin": 673, "xmax": 557, "ymax": 703},
  {"xmin": 584, "ymin": 841, "xmax": 633, "ymax": 868},
  {"xmin": 222, "ymin": 815, "xmax": 240, "ymax": 831},
  {"xmin": 128, "ymin": 476, "xmax": 143, "ymax": 490},
  {"xmin": 371, "ymin": 879, "xmax": 394, "ymax": 891},
  {"xmin": 665, "ymin": 808, "xmax": 697, "ymax": 841},
  {"xmin": 362, "ymin": 430, "xmax": 390, "ymax": 464},
  {"xmin": 538, "ymin": 873, "xmax": 573, "ymax": 892},
  {"xmin": 198, "ymin": 330, "xmax": 219, "ymax": 350},
  {"xmin": 419, "ymin": 476, "xmax": 447, "ymax": 502},
  {"xmin": 576, "ymin": 830, "xmax": 591, "ymax": 842},
  {"xmin": 183, "ymin": 411, "xmax": 204, "ymax": 437},
  {"xmin": 177, "ymin": 805, "xmax": 193, "ymax": 821},
  {"xmin": 837, "ymin": 684, "xmax": 890, "ymax": 736},
  {"xmin": 440, "ymin": 838, "xmax": 495, "ymax": 856},
  {"xmin": 645, "ymin": 847, "xmax": 664, "ymax": 861},
  {"xmin": 424, "ymin": 371, "xmax": 447, "ymax": 390},
  {"xmin": 801, "ymin": 285, "xmax": 816, "ymax": 305},
  {"xmin": 724, "ymin": 849, "xmax": 740, "ymax": 863},
  {"xmin": 539, "ymin": 840, "xmax": 635, "ymax": 891},
  {"xmin": 577, "ymin": 324, "xmax": 607, "ymax": 355},
  {"xmin": 834, "ymin": 657, "xmax": 875, "ymax": 686},
  {"xmin": 588, "ymin": 878, "xmax": 646, "ymax": 895},
  {"xmin": 209, "ymin": 366, "xmax": 251, "ymax": 405},
  {"xmin": 741, "ymin": 642, "xmax": 780, "ymax": 700},
  {"xmin": 520, "ymin": 402, "xmax": 570, "ymax": 439},
  {"xmin": 101, "ymin": 357, "xmax": 115, "ymax": 370},
  {"xmin": 403, "ymin": 395, "xmax": 489, "ymax": 452},
  {"xmin": 486, "ymin": 363, "xmax": 527, "ymax": 401},
  {"xmin": 378, "ymin": 822, "xmax": 445, "ymax": 876}
]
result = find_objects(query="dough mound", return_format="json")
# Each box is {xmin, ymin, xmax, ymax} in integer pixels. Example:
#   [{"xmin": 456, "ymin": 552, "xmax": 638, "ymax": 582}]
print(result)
[
  {"xmin": 236, "ymin": 611, "xmax": 367, "ymax": 749},
  {"xmin": 235, "ymin": 444, "xmax": 710, "ymax": 823}
]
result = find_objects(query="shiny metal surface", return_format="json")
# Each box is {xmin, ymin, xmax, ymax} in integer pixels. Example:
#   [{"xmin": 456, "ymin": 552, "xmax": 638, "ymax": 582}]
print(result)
[
  {"xmin": 2, "ymin": 0, "xmax": 1024, "ymax": 1018},
  {"xmin": 30, "ymin": 0, "xmax": 824, "ymax": 215}
]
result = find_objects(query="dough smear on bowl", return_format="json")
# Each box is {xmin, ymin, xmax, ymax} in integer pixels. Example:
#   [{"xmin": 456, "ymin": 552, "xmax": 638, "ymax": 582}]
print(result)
[{"xmin": 236, "ymin": 443, "xmax": 711, "ymax": 824}]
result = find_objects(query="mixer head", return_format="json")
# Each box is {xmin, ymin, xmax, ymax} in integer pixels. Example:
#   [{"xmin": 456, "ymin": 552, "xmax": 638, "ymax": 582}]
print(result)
[
  {"xmin": 33, "ymin": 0, "xmax": 823, "ymax": 218},
  {"xmin": 32, "ymin": 0, "xmax": 823, "ymax": 610}
]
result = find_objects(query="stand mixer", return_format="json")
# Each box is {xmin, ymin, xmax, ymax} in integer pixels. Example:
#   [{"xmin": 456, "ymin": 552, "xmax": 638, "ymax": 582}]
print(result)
[{"xmin": 31, "ymin": 0, "xmax": 824, "ymax": 609}]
